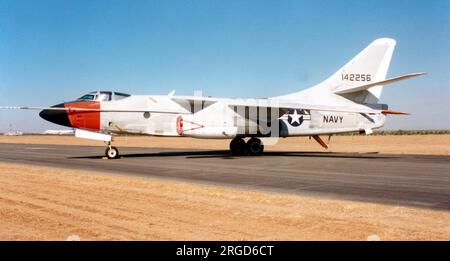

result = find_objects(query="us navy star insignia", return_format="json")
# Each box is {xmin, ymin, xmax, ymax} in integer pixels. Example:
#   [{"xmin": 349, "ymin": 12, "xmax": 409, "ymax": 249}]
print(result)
[{"xmin": 288, "ymin": 109, "xmax": 303, "ymax": 127}]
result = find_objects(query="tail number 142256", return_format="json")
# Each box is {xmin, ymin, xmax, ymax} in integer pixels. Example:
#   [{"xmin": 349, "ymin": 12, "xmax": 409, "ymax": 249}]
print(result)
[{"xmin": 341, "ymin": 73, "xmax": 371, "ymax": 82}]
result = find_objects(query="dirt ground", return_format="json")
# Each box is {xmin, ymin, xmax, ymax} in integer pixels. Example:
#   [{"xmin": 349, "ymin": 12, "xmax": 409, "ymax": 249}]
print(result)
[
  {"xmin": 1, "ymin": 134, "xmax": 449, "ymax": 240},
  {"xmin": 0, "ymin": 134, "xmax": 449, "ymax": 155},
  {"xmin": 0, "ymin": 162, "xmax": 449, "ymax": 240}
]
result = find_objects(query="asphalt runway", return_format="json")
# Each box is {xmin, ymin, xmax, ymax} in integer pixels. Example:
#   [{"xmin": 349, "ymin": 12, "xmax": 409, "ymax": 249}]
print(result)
[{"xmin": 1, "ymin": 143, "xmax": 450, "ymax": 210}]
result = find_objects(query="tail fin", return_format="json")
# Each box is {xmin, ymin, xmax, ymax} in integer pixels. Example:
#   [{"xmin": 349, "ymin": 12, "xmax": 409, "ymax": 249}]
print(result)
[
  {"xmin": 274, "ymin": 38, "xmax": 398, "ymax": 104},
  {"xmin": 324, "ymin": 38, "xmax": 396, "ymax": 103}
]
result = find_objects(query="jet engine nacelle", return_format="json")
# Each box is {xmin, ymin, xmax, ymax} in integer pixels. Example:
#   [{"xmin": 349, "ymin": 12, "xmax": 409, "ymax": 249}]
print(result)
[{"xmin": 176, "ymin": 115, "xmax": 237, "ymax": 138}]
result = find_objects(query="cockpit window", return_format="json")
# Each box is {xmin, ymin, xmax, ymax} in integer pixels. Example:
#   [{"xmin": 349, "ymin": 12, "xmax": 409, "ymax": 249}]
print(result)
[
  {"xmin": 114, "ymin": 92, "xmax": 131, "ymax": 100},
  {"xmin": 98, "ymin": 91, "xmax": 112, "ymax": 102},
  {"xmin": 78, "ymin": 94, "xmax": 96, "ymax": 101}
]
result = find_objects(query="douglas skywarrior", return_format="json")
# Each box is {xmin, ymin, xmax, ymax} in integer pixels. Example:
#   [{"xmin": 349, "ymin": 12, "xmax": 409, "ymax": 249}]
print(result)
[{"xmin": 2, "ymin": 38, "xmax": 424, "ymax": 158}]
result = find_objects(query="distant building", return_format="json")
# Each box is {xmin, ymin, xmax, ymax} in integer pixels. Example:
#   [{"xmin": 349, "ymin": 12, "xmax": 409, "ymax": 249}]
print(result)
[{"xmin": 4, "ymin": 131, "xmax": 23, "ymax": 136}]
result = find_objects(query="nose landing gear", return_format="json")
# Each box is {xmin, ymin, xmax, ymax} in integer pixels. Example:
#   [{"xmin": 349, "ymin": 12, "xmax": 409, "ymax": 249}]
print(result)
[
  {"xmin": 229, "ymin": 137, "xmax": 264, "ymax": 156},
  {"xmin": 105, "ymin": 142, "xmax": 120, "ymax": 159}
]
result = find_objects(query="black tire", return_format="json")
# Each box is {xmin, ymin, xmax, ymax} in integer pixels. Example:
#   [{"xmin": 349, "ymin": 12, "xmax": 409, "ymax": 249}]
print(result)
[
  {"xmin": 105, "ymin": 146, "xmax": 120, "ymax": 159},
  {"xmin": 229, "ymin": 138, "xmax": 246, "ymax": 155},
  {"xmin": 246, "ymin": 138, "xmax": 264, "ymax": 156}
]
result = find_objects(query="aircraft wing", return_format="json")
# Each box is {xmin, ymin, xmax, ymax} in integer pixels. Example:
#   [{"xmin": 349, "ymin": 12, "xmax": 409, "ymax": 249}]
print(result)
[
  {"xmin": 169, "ymin": 96, "xmax": 382, "ymax": 114},
  {"xmin": 225, "ymin": 99, "xmax": 381, "ymax": 114}
]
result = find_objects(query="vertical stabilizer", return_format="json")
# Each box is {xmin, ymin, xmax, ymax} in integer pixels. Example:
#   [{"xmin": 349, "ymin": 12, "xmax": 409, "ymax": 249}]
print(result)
[
  {"xmin": 327, "ymin": 38, "xmax": 396, "ymax": 103},
  {"xmin": 277, "ymin": 38, "xmax": 396, "ymax": 104}
]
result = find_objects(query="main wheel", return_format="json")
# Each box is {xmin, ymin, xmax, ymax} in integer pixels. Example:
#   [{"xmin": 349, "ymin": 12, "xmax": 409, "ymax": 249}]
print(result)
[
  {"xmin": 246, "ymin": 138, "xmax": 264, "ymax": 156},
  {"xmin": 229, "ymin": 137, "xmax": 246, "ymax": 155},
  {"xmin": 105, "ymin": 146, "xmax": 120, "ymax": 159}
]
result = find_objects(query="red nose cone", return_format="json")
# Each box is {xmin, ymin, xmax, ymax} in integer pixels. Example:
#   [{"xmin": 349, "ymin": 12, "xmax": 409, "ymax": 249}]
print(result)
[
  {"xmin": 65, "ymin": 101, "xmax": 101, "ymax": 131},
  {"xmin": 39, "ymin": 101, "xmax": 100, "ymax": 131}
]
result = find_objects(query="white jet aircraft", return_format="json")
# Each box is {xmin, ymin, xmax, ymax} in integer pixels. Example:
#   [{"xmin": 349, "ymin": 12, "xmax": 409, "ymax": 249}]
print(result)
[{"xmin": 2, "ymin": 38, "xmax": 424, "ymax": 158}]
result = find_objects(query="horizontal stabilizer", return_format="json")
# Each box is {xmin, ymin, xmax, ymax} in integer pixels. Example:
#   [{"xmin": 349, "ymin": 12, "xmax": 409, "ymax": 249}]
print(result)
[{"xmin": 334, "ymin": 72, "xmax": 425, "ymax": 95}]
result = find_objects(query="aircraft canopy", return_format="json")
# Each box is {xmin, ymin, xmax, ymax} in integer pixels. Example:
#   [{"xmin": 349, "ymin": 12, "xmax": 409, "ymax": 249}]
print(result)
[{"xmin": 77, "ymin": 91, "xmax": 130, "ymax": 102}]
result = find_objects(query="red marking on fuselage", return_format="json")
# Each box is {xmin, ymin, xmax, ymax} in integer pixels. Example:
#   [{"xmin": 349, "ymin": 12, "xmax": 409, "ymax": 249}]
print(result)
[
  {"xmin": 64, "ymin": 101, "xmax": 100, "ymax": 131},
  {"xmin": 176, "ymin": 116, "xmax": 183, "ymax": 135},
  {"xmin": 176, "ymin": 116, "xmax": 205, "ymax": 135}
]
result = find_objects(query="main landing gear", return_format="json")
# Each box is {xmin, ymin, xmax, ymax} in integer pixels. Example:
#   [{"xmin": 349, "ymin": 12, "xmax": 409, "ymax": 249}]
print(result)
[
  {"xmin": 230, "ymin": 137, "xmax": 264, "ymax": 156},
  {"xmin": 105, "ymin": 142, "xmax": 120, "ymax": 159}
]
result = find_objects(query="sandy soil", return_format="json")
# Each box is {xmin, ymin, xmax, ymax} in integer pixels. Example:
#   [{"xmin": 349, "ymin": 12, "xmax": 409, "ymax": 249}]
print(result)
[
  {"xmin": 0, "ymin": 162, "xmax": 449, "ymax": 240},
  {"xmin": 0, "ymin": 134, "xmax": 449, "ymax": 155}
]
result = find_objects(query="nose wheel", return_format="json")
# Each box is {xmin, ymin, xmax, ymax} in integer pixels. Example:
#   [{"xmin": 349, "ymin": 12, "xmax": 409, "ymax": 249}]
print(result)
[
  {"xmin": 105, "ymin": 146, "xmax": 120, "ymax": 159},
  {"xmin": 229, "ymin": 137, "xmax": 264, "ymax": 156}
]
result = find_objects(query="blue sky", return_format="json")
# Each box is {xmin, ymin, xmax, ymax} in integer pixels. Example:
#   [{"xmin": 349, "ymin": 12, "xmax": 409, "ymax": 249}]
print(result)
[{"xmin": 0, "ymin": 0, "xmax": 449, "ymax": 132}]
